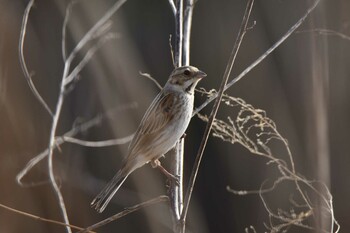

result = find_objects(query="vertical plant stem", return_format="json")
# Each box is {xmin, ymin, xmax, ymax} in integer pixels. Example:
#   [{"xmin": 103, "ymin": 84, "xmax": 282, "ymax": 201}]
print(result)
[
  {"xmin": 169, "ymin": 139, "xmax": 184, "ymax": 226},
  {"xmin": 180, "ymin": 1, "xmax": 254, "ymax": 232},
  {"xmin": 183, "ymin": 0, "xmax": 194, "ymax": 66},
  {"xmin": 47, "ymin": 63, "xmax": 72, "ymax": 233},
  {"xmin": 19, "ymin": 0, "xmax": 53, "ymax": 116},
  {"xmin": 174, "ymin": 0, "xmax": 183, "ymax": 68},
  {"xmin": 169, "ymin": 0, "xmax": 186, "ymax": 231}
]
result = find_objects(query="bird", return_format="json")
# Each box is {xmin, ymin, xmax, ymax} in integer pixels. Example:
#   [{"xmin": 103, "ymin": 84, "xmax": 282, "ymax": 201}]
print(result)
[{"xmin": 91, "ymin": 65, "xmax": 206, "ymax": 213}]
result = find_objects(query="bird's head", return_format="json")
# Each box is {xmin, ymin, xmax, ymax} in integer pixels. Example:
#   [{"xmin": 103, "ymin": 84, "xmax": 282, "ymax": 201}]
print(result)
[{"xmin": 166, "ymin": 66, "xmax": 206, "ymax": 94}]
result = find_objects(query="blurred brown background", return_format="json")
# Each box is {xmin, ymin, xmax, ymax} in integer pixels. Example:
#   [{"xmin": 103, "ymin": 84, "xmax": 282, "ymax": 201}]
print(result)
[{"xmin": 0, "ymin": 0, "xmax": 349, "ymax": 232}]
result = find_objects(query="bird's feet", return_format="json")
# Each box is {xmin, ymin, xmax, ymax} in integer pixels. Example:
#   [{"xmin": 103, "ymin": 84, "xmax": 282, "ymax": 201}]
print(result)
[{"xmin": 151, "ymin": 159, "xmax": 180, "ymax": 186}]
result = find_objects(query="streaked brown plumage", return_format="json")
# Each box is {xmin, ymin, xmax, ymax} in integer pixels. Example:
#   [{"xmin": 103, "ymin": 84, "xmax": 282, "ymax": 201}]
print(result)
[{"xmin": 91, "ymin": 66, "xmax": 206, "ymax": 213}]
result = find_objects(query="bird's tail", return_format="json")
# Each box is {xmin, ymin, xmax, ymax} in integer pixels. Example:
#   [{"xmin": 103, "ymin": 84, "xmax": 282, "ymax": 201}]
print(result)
[{"xmin": 91, "ymin": 170, "xmax": 128, "ymax": 213}]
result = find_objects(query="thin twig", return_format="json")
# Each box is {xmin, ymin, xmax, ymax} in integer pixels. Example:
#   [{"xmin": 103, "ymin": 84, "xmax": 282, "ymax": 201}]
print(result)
[
  {"xmin": 63, "ymin": 0, "xmax": 127, "ymax": 85},
  {"xmin": 26, "ymin": 1, "xmax": 128, "ymax": 231},
  {"xmin": 19, "ymin": 0, "xmax": 53, "ymax": 116},
  {"xmin": 62, "ymin": 134, "xmax": 134, "ymax": 147},
  {"xmin": 174, "ymin": 0, "xmax": 183, "ymax": 68},
  {"xmin": 182, "ymin": 0, "xmax": 194, "ymax": 65},
  {"xmin": 78, "ymin": 196, "xmax": 169, "ymax": 233},
  {"xmin": 167, "ymin": 0, "xmax": 176, "ymax": 16},
  {"xmin": 62, "ymin": 0, "xmax": 79, "ymax": 61},
  {"xmin": 296, "ymin": 28, "xmax": 350, "ymax": 41},
  {"xmin": 226, "ymin": 176, "xmax": 291, "ymax": 195},
  {"xmin": 167, "ymin": 1, "xmax": 185, "ymax": 231},
  {"xmin": 16, "ymin": 103, "xmax": 137, "ymax": 187},
  {"xmin": 193, "ymin": 0, "xmax": 321, "ymax": 116},
  {"xmin": 169, "ymin": 35, "xmax": 176, "ymax": 68},
  {"xmin": 0, "ymin": 203, "xmax": 95, "ymax": 233},
  {"xmin": 64, "ymin": 33, "xmax": 121, "ymax": 85},
  {"xmin": 180, "ymin": 1, "xmax": 255, "ymax": 232},
  {"xmin": 47, "ymin": 70, "xmax": 71, "ymax": 233},
  {"xmin": 139, "ymin": 71, "xmax": 162, "ymax": 90}
]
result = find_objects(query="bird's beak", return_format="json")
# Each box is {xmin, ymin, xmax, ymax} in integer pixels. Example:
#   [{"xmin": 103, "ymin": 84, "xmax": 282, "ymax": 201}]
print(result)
[{"xmin": 197, "ymin": 70, "xmax": 207, "ymax": 79}]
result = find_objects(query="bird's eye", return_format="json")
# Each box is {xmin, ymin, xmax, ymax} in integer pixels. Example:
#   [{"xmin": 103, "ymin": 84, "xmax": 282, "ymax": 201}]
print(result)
[{"xmin": 184, "ymin": 69, "xmax": 191, "ymax": 76}]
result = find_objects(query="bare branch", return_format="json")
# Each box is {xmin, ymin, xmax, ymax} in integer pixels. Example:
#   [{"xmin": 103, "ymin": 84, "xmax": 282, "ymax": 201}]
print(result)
[
  {"xmin": 0, "ymin": 203, "xmax": 95, "ymax": 233},
  {"xmin": 169, "ymin": 35, "xmax": 176, "ymax": 68},
  {"xmin": 64, "ymin": 33, "xmax": 120, "ymax": 85},
  {"xmin": 62, "ymin": 0, "xmax": 79, "ymax": 61},
  {"xmin": 47, "ymin": 80, "xmax": 71, "ymax": 233},
  {"xmin": 168, "ymin": 1, "xmax": 185, "ymax": 231},
  {"xmin": 62, "ymin": 134, "xmax": 134, "ymax": 147},
  {"xmin": 226, "ymin": 176, "xmax": 291, "ymax": 196},
  {"xmin": 182, "ymin": 0, "xmax": 194, "ymax": 65},
  {"xmin": 139, "ymin": 71, "xmax": 162, "ymax": 90},
  {"xmin": 193, "ymin": 0, "xmax": 321, "ymax": 116},
  {"xmin": 180, "ymin": 1, "xmax": 255, "ymax": 231},
  {"xmin": 65, "ymin": 0, "xmax": 127, "ymax": 65},
  {"xmin": 296, "ymin": 28, "xmax": 350, "ymax": 41},
  {"xmin": 167, "ymin": 0, "xmax": 176, "ymax": 16},
  {"xmin": 174, "ymin": 0, "xmax": 183, "ymax": 68},
  {"xmin": 44, "ymin": 1, "xmax": 128, "ymax": 230},
  {"xmin": 16, "ymin": 102, "xmax": 137, "ymax": 187},
  {"xmin": 19, "ymin": 0, "xmax": 53, "ymax": 116},
  {"xmin": 78, "ymin": 196, "xmax": 169, "ymax": 233}
]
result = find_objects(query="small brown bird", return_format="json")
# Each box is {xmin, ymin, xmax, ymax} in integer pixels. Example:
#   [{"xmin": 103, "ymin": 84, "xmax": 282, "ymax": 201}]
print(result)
[{"xmin": 91, "ymin": 66, "xmax": 206, "ymax": 213}]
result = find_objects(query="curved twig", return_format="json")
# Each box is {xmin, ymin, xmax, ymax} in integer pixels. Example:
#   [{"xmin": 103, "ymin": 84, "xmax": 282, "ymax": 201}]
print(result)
[
  {"xmin": 19, "ymin": 0, "xmax": 53, "ymax": 116},
  {"xmin": 0, "ymin": 203, "xmax": 95, "ymax": 233}
]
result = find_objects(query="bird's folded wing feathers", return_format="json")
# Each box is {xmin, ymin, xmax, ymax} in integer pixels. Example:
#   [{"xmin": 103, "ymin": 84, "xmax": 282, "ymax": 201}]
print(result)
[{"xmin": 128, "ymin": 92, "xmax": 175, "ymax": 150}]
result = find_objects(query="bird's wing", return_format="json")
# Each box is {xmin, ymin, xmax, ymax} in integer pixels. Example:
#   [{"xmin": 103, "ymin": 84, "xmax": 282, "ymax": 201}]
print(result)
[{"xmin": 128, "ymin": 91, "xmax": 176, "ymax": 150}]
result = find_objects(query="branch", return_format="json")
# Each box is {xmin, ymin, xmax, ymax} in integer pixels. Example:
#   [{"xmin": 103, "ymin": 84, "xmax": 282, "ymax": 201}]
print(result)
[
  {"xmin": 19, "ymin": 0, "xmax": 53, "ymax": 116},
  {"xmin": 167, "ymin": 0, "xmax": 176, "ymax": 16},
  {"xmin": 174, "ymin": 0, "xmax": 183, "ymax": 68},
  {"xmin": 180, "ymin": 1, "xmax": 255, "ymax": 231},
  {"xmin": 0, "ymin": 203, "xmax": 95, "ymax": 233},
  {"xmin": 64, "ymin": 33, "xmax": 120, "ymax": 85},
  {"xmin": 16, "ymin": 102, "xmax": 137, "ymax": 187},
  {"xmin": 78, "ymin": 196, "xmax": 169, "ymax": 233},
  {"xmin": 193, "ymin": 0, "xmax": 321, "ymax": 116},
  {"xmin": 62, "ymin": 0, "xmax": 79, "ymax": 61},
  {"xmin": 64, "ymin": 0, "xmax": 127, "ymax": 66},
  {"xmin": 296, "ymin": 28, "xmax": 350, "ymax": 41},
  {"xmin": 62, "ymin": 134, "xmax": 134, "ymax": 147},
  {"xmin": 182, "ymin": 0, "xmax": 194, "ymax": 65},
  {"xmin": 42, "ymin": 1, "xmax": 128, "ymax": 231},
  {"xmin": 139, "ymin": 71, "xmax": 162, "ymax": 90}
]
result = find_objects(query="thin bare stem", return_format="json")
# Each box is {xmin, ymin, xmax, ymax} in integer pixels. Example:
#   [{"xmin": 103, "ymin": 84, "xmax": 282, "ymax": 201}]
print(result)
[
  {"xmin": 62, "ymin": 134, "xmax": 134, "ymax": 147},
  {"xmin": 62, "ymin": 0, "xmax": 80, "ymax": 61},
  {"xmin": 174, "ymin": 0, "xmax": 183, "ymax": 68},
  {"xmin": 167, "ymin": 1, "xmax": 185, "ymax": 231},
  {"xmin": 0, "ymin": 203, "xmax": 95, "ymax": 233},
  {"xmin": 226, "ymin": 176, "xmax": 291, "ymax": 195},
  {"xmin": 19, "ymin": 0, "xmax": 53, "ymax": 116},
  {"xmin": 193, "ymin": 0, "xmax": 321, "ymax": 116},
  {"xmin": 167, "ymin": 0, "xmax": 176, "ymax": 16},
  {"xmin": 64, "ymin": 33, "xmax": 120, "ymax": 85},
  {"xmin": 169, "ymin": 35, "xmax": 176, "ymax": 68},
  {"xmin": 296, "ymin": 28, "xmax": 350, "ymax": 41},
  {"xmin": 16, "ymin": 103, "xmax": 136, "ymax": 187},
  {"xmin": 20, "ymin": 1, "xmax": 129, "ymax": 230},
  {"xmin": 182, "ymin": 0, "xmax": 194, "ymax": 65},
  {"xmin": 139, "ymin": 71, "xmax": 162, "ymax": 90},
  {"xmin": 47, "ymin": 75, "xmax": 71, "ymax": 233},
  {"xmin": 78, "ymin": 196, "xmax": 169, "ymax": 233},
  {"xmin": 64, "ymin": 0, "xmax": 127, "ymax": 67},
  {"xmin": 180, "ymin": 1, "xmax": 254, "ymax": 231}
]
